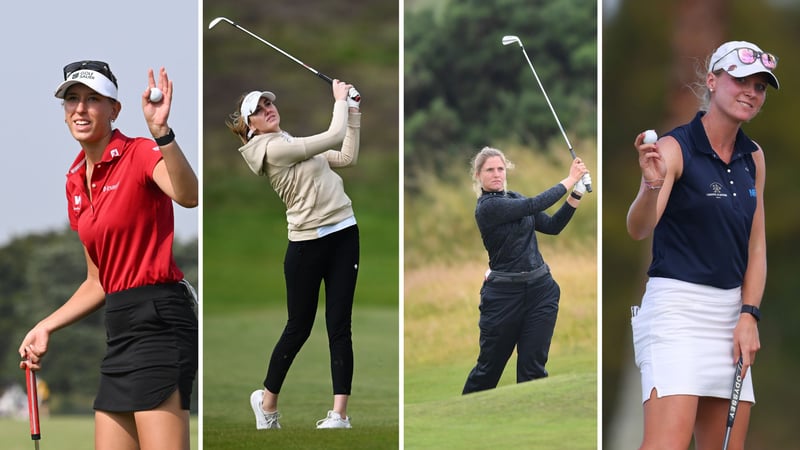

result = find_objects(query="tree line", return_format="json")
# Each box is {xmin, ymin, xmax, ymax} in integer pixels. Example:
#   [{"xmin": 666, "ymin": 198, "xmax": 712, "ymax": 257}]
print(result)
[{"xmin": 404, "ymin": 0, "xmax": 596, "ymax": 176}]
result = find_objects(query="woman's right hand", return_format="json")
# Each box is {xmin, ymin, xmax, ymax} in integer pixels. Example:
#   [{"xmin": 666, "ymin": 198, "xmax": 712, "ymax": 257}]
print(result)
[
  {"xmin": 332, "ymin": 79, "xmax": 352, "ymax": 101},
  {"xmin": 635, "ymin": 131, "xmax": 666, "ymax": 184},
  {"xmin": 18, "ymin": 326, "xmax": 50, "ymax": 371}
]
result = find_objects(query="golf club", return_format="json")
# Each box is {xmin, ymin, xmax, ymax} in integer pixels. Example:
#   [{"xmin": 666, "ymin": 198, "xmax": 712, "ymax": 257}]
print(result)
[
  {"xmin": 208, "ymin": 17, "xmax": 360, "ymax": 102},
  {"xmin": 722, "ymin": 357, "xmax": 744, "ymax": 450},
  {"xmin": 25, "ymin": 363, "xmax": 40, "ymax": 450},
  {"xmin": 502, "ymin": 35, "xmax": 592, "ymax": 192}
]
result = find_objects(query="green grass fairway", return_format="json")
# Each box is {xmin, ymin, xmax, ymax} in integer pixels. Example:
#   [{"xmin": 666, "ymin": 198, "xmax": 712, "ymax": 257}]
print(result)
[
  {"xmin": 0, "ymin": 415, "xmax": 198, "ymax": 450},
  {"xmin": 202, "ymin": 306, "xmax": 399, "ymax": 449},
  {"xmin": 404, "ymin": 249, "xmax": 597, "ymax": 449},
  {"xmin": 404, "ymin": 355, "xmax": 596, "ymax": 449}
]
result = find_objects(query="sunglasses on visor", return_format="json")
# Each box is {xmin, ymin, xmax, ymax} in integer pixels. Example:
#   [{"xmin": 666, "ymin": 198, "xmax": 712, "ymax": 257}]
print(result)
[
  {"xmin": 712, "ymin": 47, "xmax": 778, "ymax": 72},
  {"xmin": 63, "ymin": 60, "xmax": 118, "ymax": 86}
]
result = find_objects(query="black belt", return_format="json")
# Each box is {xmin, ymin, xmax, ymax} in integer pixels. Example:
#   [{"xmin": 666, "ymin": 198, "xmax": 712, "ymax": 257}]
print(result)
[{"xmin": 486, "ymin": 264, "xmax": 550, "ymax": 283}]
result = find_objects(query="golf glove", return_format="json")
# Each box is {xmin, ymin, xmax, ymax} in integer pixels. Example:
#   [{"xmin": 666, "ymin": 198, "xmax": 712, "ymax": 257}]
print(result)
[
  {"xmin": 574, "ymin": 174, "xmax": 591, "ymax": 196},
  {"xmin": 347, "ymin": 87, "xmax": 361, "ymax": 109}
]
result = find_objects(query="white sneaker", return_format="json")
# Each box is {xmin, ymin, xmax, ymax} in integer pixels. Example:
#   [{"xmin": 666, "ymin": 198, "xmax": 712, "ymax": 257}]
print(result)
[
  {"xmin": 250, "ymin": 390, "xmax": 281, "ymax": 430},
  {"xmin": 315, "ymin": 410, "xmax": 352, "ymax": 429}
]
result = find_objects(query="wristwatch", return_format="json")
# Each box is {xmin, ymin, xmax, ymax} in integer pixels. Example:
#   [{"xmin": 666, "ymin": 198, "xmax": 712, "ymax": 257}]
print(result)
[{"xmin": 741, "ymin": 304, "xmax": 761, "ymax": 322}]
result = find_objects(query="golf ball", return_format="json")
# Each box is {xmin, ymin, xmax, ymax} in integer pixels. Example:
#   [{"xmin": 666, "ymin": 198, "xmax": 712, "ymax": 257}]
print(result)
[
  {"xmin": 643, "ymin": 129, "xmax": 658, "ymax": 144},
  {"xmin": 149, "ymin": 87, "xmax": 163, "ymax": 103}
]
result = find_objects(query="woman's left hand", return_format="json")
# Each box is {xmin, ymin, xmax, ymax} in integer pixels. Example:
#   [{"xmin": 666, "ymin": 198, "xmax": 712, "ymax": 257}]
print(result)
[
  {"xmin": 332, "ymin": 79, "xmax": 353, "ymax": 102},
  {"xmin": 143, "ymin": 67, "xmax": 172, "ymax": 138},
  {"xmin": 733, "ymin": 313, "xmax": 760, "ymax": 378}
]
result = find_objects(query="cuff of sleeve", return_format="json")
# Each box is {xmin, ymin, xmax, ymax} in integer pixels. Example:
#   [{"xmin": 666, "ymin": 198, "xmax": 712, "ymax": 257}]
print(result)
[{"xmin": 347, "ymin": 113, "xmax": 361, "ymax": 127}]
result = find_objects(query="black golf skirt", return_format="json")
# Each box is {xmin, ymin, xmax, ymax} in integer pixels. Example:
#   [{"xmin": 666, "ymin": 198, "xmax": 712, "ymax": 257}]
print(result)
[{"xmin": 94, "ymin": 283, "xmax": 198, "ymax": 412}]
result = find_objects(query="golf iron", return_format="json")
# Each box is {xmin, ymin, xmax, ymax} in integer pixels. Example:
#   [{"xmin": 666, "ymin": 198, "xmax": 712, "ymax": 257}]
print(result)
[
  {"xmin": 209, "ymin": 17, "xmax": 360, "ymax": 102},
  {"xmin": 502, "ymin": 35, "xmax": 592, "ymax": 192}
]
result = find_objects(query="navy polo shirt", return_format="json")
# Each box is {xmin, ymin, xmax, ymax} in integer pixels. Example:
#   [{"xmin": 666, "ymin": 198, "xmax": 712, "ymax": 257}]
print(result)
[{"xmin": 648, "ymin": 112, "xmax": 758, "ymax": 289}]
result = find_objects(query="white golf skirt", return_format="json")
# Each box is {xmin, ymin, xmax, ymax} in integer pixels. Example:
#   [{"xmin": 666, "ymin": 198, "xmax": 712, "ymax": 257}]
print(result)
[{"xmin": 631, "ymin": 277, "xmax": 755, "ymax": 404}]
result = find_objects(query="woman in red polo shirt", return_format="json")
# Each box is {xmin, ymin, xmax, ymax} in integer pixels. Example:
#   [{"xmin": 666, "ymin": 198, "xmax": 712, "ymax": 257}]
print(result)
[{"xmin": 18, "ymin": 60, "xmax": 198, "ymax": 450}]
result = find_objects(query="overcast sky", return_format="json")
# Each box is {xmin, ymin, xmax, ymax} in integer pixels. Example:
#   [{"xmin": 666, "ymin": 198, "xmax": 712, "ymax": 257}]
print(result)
[{"xmin": 0, "ymin": 1, "xmax": 199, "ymax": 245}]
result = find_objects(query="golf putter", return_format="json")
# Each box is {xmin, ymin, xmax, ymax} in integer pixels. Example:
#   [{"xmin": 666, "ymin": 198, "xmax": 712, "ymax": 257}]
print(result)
[{"xmin": 722, "ymin": 357, "xmax": 744, "ymax": 450}]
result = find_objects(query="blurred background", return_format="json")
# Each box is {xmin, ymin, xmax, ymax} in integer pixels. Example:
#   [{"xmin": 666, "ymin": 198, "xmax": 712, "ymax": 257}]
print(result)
[
  {"xmin": 602, "ymin": 0, "xmax": 800, "ymax": 448},
  {"xmin": 202, "ymin": 0, "xmax": 399, "ymax": 448},
  {"xmin": 405, "ymin": 0, "xmax": 597, "ymax": 448}
]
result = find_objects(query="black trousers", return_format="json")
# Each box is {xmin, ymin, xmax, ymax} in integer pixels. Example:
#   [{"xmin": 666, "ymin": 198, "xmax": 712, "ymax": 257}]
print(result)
[
  {"xmin": 462, "ymin": 266, "xmax": 560, "ymax": 394},
  {"xmin": 264, "ymin": 225, "xmax": 359, "ymax": 396}
]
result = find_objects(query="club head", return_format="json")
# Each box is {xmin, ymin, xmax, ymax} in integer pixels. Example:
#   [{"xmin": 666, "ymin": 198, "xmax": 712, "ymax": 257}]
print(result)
[
  {"xmin": 502, "ymin": 35, "xmax": 522, "ymax": 47},
  {"xmin": 208, "ymin": 17, "xmax": 234, "ymax": 29}
]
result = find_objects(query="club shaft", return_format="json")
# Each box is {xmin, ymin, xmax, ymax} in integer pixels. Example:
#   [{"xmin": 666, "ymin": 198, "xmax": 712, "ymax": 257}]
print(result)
[
  {"xmin": 519, "ymin": 47, "xmax": 572, "ymax": 151},
  {"xmin": 518, "ymin": 46, "xmax": 592, "ymax": 192},
  {"xmin": 722, "ymin": 429, "xmax": 732, "ymax": 450},
  {"xmin": 221, "ymin": 19, "xmax": 333, "ymax": 84}
]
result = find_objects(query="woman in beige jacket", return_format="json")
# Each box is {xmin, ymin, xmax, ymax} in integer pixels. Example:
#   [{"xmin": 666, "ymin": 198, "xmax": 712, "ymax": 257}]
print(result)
[{"xmin": 227, "ymin": 80, "xmax": 361, "ymax": 430}]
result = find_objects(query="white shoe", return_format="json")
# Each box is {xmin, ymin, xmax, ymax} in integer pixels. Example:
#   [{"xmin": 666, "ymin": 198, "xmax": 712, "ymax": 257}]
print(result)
[
  {"xmin": 316, "ymin": 410, "xmax": 352, "ymax": 429},
  {"xmin": 250, "ymin": 390, "xmax": 281, "ymax": 430}
]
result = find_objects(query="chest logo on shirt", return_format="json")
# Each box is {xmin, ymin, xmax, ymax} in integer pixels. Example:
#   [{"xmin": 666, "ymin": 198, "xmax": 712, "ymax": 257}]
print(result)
[
  {"xmin": 706, "ymin": 181, "xmax": 727, "ymax": 199},
  {"xmin": 102, "ymin": 182, "xmax": 120, "ymax": 192},
  {"xmin": 73, "ymin": 195, "xmax": 82, "ymax": 212}
]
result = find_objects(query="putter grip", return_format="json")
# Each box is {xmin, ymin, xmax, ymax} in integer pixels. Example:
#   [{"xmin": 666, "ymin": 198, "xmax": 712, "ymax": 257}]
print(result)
[
  {"xmin": 727, "ymin": 358, "xmax": 744, "ymax": 427},
  {"xmin": 26, "ymin": 366, "xmax": 41, "ymax": 440}
]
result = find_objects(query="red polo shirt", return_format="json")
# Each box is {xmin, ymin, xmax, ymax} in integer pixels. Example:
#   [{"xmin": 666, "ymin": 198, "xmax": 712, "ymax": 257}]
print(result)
[{"xmin": 65, "ymin": 129, "xmax": 183, "ymax": 294}]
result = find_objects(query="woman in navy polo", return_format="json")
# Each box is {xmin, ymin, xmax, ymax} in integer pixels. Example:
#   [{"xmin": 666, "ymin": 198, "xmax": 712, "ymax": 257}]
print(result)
[
  {"xmin": 18, "ymin": 61, "xmax": 198, "ymax": 449},
  {"xmin": 628, "ymin": 41, "xmax": 778, "ymax": 449}
]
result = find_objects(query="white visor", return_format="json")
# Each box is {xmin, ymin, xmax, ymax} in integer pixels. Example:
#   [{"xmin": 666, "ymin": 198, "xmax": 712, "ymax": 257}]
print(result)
[
  {"xmin": 55, "ymin": 69, "xmax": 119, "ymax": 100},
  {"xmin": 240, "ymin": 91, "xmax": 276, "ymax": 126}
]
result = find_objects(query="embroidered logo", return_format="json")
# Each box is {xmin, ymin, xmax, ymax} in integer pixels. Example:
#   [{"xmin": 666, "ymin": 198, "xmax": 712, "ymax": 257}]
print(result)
[
  {"xmin": 102, "ymin": 182, "xmax": 119, "ymax": 192},
  {"xmin": 73, "ymin": 195, "xmax": 82, "ymax": 212},
  {"xmin": 706, "ymin": 181, "xmax": 727, "ymax": 198},
  {"xmin": 749, "ymin": 188, "xmax": 757, "ymax": 197},
  {"xmin": 110, "ymin": 148, "xmax": 120, "ymax": 158}
]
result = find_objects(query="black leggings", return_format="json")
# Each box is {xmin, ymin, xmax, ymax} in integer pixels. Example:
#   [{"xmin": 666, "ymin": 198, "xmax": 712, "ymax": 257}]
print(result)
[{"xmin": 264, "ymin": 225, "xmax": 359, "ymax": 395}]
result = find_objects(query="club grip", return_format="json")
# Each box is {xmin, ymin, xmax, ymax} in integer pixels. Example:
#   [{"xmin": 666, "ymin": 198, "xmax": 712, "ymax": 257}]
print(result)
[
  {"xmin": 569, "ymin": 147, "xmax": 592, "ymax": 193},
  {"xmin": 726, "ymin": 357, "xmax": 744, "ymax": 427},
  {"xmin": 317, "ymin": 72, "xmax": 334, "ymax": 84},
  {"xmin": 25, "ymin": 365, "xmax": 41, "ymax": 440}
]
